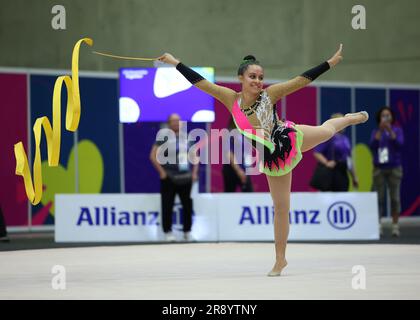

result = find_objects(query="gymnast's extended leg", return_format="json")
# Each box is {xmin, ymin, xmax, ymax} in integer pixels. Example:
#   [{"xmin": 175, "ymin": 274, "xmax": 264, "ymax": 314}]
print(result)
[{"xmin": 297, "ymin": 112, "xmax": 368, "ymax": 152}]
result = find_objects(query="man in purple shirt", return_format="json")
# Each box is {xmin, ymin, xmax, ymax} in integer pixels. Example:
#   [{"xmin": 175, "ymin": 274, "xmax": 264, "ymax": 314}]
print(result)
[{"xmin": 370, "ymin": 106, "xmax": 404, "ymax": 237}]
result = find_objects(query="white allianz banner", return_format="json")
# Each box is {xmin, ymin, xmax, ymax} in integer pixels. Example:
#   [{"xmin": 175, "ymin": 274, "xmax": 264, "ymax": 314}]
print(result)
[
  {"xmin": 55, "ymin": 192, "xmax": 379, "ymax": 242},
  {"xmin": 55, "ymin": 194, "xmax": 218, "ymax": 242},
  {"xmin": 215, "ymin": 192, "xmax": 379, "ymax": 241}
]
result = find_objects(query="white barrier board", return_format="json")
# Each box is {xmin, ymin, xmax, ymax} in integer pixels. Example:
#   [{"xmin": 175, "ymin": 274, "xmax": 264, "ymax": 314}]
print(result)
[{"xmin": 55, "ymin": 192, "xmax": 378, "ymax": 242}]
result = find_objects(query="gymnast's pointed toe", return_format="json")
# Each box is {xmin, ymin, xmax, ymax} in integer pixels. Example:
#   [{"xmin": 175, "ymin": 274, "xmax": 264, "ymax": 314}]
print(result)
[
  {"xmin": 267, "ymin": 260, "xmax": 288, "ymax": 277},
  {"xmin": 345, "ymin": 111, "xmax": 369, "ymax": 124},
  {"xmin": 267, "ymin": 270, "xmax": 282, "ymax": 277},
  {"xmin": 359, "ymin": 111, "xmax": 369, "ymax": 122}
]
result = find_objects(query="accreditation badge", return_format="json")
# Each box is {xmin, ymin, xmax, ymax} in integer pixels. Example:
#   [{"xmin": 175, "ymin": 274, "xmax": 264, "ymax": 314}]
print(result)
[{"xmin": 378, "ymin": 147, "xmax": 389, "ymax": 164}]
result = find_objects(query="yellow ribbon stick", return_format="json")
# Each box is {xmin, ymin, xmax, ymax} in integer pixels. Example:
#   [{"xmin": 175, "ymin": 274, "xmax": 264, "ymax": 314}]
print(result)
[
  {"xmin": 14, "ymin": 38, "xmax": 93, "ymax": 205},
  {"xmin": 92, "ymin": 50, "xmax": 157, "ymax": 61}
]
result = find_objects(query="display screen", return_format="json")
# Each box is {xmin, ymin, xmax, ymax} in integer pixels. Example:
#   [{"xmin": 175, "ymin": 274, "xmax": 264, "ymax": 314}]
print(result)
[{"xmin": 119, "ymin": 67, "xmax": 215, "ymax": 122}]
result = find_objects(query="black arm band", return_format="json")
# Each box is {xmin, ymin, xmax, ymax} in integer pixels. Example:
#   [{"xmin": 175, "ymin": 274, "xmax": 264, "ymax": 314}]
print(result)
[
  {"xmin": 301, "ymin": 61, "xmax": 330, "ymax": 81},
  {"xmin": 176, "ymin": 62, "xmax": 205, "ymax": 84}
]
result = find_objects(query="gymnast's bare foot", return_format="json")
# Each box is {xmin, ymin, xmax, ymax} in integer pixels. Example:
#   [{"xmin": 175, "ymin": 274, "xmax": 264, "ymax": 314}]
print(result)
[
  {"xmin": 267, "ymin": 259, "xmax": 288, "ymax": 277},
  {"xmin": 344, "ymin": 111, "xmax": 369, "ymax": 124}
]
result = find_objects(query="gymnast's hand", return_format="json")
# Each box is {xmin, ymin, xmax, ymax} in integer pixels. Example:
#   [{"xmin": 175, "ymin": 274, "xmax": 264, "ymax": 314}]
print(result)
[
  {"xmin": 157, "ymin": 53, "xmax": 180, "ymax": 66},
  {"xmin": 327, "ymin": 44, "xmax": 343, "ymax": 67}
]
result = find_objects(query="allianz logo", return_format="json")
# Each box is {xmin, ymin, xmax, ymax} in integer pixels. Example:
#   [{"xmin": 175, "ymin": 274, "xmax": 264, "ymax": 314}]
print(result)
[
  {"xmin": 239, "ymin": 206, "xmax": 321, "ymax": 225},
  {"xmin": 76, "ymin": 203, "xmax": 195, "ymax": 227},
  {"xmin": 77, "ymin": 207, "xmax": 160, "ymax": 226},
  {"xmin": 239, "ymin": 201, "xmax": 357, "ymax": 229}
]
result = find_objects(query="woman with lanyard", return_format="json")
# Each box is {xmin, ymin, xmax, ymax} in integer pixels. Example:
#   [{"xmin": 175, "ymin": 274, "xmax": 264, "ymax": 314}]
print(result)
[{"xmin": 370, "ymin": 107, "xmax": 404, "ymax": 237}]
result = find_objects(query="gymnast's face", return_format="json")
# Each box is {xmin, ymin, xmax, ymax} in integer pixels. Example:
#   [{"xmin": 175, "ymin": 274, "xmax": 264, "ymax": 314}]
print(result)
[{"xmin": 239, "ymin": 65, "xmax": 264, "ymax": 95}]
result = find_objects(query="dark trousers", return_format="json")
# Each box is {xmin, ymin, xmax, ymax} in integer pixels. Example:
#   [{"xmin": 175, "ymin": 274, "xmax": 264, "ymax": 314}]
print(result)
[
  {"xmin": 330, "ymin": 163, "xmax": 349, "ymax": 192},
  {"xmin": 160, "ymin": 178, "xmax": 193, "ymax": 233},
  {"xmin": 373, "ymin": 166, "xmax": 403, "ymax": 217},
  {"xmin": 222, "ymin": 165, "xmax": 254, "ymax": 192}
]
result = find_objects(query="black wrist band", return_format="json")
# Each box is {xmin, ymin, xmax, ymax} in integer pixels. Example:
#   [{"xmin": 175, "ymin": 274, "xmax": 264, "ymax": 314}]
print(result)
[
  {"xmin": 301, "ymin": 61, "xmax": 330, "ymax": 81},
  {"xmin": 176, "ymin": 62, "xmax": 205, "ymax": 84}
]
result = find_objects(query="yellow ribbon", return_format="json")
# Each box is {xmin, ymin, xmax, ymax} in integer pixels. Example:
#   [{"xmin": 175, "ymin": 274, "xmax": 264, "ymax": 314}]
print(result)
[
  {"xmin": 92, "ymin": 51, "xmax": 157, "ymax": 61},
  {"xmin": 14, "ymin": 38, "xmax": 93, "ymax": 205}
]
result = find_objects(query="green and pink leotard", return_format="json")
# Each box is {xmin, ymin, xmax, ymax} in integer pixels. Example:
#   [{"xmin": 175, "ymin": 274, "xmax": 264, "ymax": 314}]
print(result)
[{"xmin": 231, "ymin": 90, "xmax": 304, "ymax": 176}]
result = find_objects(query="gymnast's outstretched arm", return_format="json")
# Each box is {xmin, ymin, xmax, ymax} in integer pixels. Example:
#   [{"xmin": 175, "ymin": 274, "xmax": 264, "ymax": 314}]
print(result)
[
  {"xmin": 266, "ymin": 44, "xmax": 344, "ymax": 104},
  {"xmin": 157, "ymin": 53, "xmax": 237, "ymax": 111}
]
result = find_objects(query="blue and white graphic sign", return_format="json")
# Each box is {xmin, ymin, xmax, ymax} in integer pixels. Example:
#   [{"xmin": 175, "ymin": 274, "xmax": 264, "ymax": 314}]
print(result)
[{"xmin": 215, "ymin": 193, "xmax": 378, "ymax": 241}]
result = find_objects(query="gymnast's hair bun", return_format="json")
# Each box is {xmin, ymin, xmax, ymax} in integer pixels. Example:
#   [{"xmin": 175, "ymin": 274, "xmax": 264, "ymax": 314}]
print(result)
[
  {"xmin": 237, "ymin": 55, "xmax": 261, "ymax": 75},
  {"xmin": 242, "ymin": 55, "xmax": 257, "ymax": 62}
]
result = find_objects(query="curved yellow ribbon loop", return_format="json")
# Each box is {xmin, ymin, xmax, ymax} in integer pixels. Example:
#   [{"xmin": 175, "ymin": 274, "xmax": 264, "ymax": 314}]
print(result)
[{"xmin": 14, "ymin": 38, "xmax": 93, "ymax": 205}]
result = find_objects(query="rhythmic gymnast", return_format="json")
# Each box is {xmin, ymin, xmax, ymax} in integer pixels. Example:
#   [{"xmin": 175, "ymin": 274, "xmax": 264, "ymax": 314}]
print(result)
[{"xmin": 157, "ymin": 44, "xmax": 368, "ymax": 276}]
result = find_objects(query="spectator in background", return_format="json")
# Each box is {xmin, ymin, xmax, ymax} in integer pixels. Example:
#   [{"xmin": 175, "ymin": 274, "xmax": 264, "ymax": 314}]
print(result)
[
  {"xmin": 370, "ymin": 106, "xmax": 404, "ymax": 237},
  {"xmin": 222, "ymin": 118, "xmax": 254, "ymax": 192},
  {"xmin": 149, "ymin": 114, "xmax": 198, "ymax": 242},
  {"xmin": 311, "ymin": 113, "xmax": 359, "ymax": 191}
]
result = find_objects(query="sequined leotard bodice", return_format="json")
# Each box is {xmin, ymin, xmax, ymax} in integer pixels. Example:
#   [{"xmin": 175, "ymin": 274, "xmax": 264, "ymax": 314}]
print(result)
[{"xmin": 231, "ymin": 90, "xmax": 304, "ymax": 176}]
